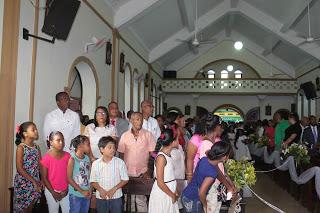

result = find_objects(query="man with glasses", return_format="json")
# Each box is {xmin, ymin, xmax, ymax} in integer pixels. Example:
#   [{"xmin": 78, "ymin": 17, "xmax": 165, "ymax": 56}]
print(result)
[{"xmin": 43, "ymin": 92, "xmax": 80, "ymax": 152}]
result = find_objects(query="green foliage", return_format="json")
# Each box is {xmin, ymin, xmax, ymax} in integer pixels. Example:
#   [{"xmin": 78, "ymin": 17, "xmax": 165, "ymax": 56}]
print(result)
[{"xmin": 224, "ymin": 159, "xmax": 256, "ymax": 190}]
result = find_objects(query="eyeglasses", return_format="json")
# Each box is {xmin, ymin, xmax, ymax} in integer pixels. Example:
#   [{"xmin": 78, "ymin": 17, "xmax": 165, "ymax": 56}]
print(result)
[{"xmin": 96, "ymin": 112, "xmax": 106, "ymax": 116}]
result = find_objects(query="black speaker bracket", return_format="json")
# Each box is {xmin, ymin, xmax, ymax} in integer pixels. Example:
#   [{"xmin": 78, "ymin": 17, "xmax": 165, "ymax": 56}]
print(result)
[{"xmin": 23, "ymin": 28, "xmax": 55, "ymax": 44}]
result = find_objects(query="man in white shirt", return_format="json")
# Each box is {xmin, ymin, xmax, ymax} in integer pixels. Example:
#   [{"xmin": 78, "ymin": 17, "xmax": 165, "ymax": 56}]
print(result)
[
  {"xmin": 43, "ymin": 92, "xmax": 80, "ymax": 152},
  {"xmin": 141, "ymin": 100, "xmax": 161, "ymax": 140}
]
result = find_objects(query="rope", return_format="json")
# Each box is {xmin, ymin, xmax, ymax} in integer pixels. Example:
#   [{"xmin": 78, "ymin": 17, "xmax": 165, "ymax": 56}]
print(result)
[
  {"xmin": 255, "ymin": 159, "xmax": 289, "ymax": 173},
  {"xmin": 246, "ymin": 185, "xmax": 286, "ymax": 213}
]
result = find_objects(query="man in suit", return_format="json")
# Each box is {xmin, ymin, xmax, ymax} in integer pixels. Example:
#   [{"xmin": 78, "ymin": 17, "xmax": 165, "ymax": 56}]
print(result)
[
  {"xmin": 302, "ymin": 115, "xmax": 320, "ymax": 149},
  {"xmin": 108, "ymin": 101, "xmax": 129, "ymax": 138}
]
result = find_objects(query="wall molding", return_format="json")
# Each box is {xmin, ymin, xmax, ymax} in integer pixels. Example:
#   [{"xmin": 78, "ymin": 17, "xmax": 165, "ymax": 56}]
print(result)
[{"xmin": 0, "ymin": 0, "xmax": 21, "ymax": 211}]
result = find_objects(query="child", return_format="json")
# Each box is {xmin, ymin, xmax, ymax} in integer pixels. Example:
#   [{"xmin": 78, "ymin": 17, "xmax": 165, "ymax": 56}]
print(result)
[
  {"xmin": 148, "ymin": 129, "xmax": 180, "ymax": 213},
  {"xmin": 40, "ymin": 131, "xmax": 71, "ymax": 213},
  {"xmin": 182, "ymin": 142, "xmax": 232, "ymax": 213},
  {"xmin": 67, "ymin": 135, "xmax": 91, "ymax": 213},
  {"xmin": 14, "ymin": 122, "xmax": 42, "ymax": 213},
  {"xmin": 90, "ymin": 136, "xmax": 129, "ymax": 213},
  {"xmin": 234, "ymin": 129, "xmax": 252, "ymax": 161}
]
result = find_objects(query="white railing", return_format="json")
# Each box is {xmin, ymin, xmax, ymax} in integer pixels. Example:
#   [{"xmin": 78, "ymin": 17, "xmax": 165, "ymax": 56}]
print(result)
[{"xmin": 162, "ymin": 79, "xmax": 298, "ymax": 94}]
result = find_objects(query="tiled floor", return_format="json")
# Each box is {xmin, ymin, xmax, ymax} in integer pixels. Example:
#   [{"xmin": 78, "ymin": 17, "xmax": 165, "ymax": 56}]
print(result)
[{"xmin": 246, "ymin": 173, "xmax": 309, "ymax": 213}]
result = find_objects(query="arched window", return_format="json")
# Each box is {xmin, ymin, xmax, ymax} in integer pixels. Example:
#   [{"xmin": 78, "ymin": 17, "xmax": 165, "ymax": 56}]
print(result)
[
  {"xmin": 124, "ymin": 64, "xmax": 131, "ymax": 115},
  {"xmin": 132, "ymin": 70, "xmax": 139, "ymax": 111},
  {"xmin": 234, "ymin": 70, "xmax": 243, "ymax": 79},
  {"xmin": 139, "ymin": 80, "xmax": 145, "ymax": 111},
  {"xmin": 221, "ymin": 70, "xmax": 228, "ymax": 79},
  {"xmin": 152, "ymin": 84, "xmax": 157, "ymax": 116},
  {"xmin": 207, "ymin": 70, "xmax": 215, "ymax": 78}
]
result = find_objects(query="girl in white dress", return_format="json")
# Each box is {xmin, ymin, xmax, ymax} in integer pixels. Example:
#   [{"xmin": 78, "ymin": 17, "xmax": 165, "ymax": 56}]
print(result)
[
  {"xmin": 148, "ymin": 128, "xmax": 180, "ymax": 213},
  {"xmin": 234, "ymin": 129, "xmax": 252, "ymax": 161}
]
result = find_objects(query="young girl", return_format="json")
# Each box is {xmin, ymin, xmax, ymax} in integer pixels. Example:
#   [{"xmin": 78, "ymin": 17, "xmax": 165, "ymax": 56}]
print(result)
[
  {"xmin": 40, "ymin": 131, "xmax": 71, "ymax": 213},
  {"xmin": 14, "ymin": 122, "xmax": 42, "ymax": 213},
  {"xmin": 67, "ymin": 135, "xmax": 91, "ymax": 213},
  {"xmin": 148, "ymin": 129, "xmax": 180, "ymax": 213},
  {"xmin": 182, "ymin": 142, "xmax": 232, "ymax": 213},
  {"xmin": 234, "ymin": 129, "xmax": 251, "ymax": 161}
]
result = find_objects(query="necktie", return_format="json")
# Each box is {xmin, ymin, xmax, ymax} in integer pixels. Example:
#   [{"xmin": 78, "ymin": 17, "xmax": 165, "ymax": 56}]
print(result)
[
  {"xmin": 111, "ymin": 119, "xmax": 116, "ymax": 126},
  {"xmin": 313, "ymin": 126, "xmax": 318, "ymax": 143}
]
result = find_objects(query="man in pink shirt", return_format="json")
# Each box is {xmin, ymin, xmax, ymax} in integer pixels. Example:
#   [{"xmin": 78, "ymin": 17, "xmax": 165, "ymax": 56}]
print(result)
[{"xmin": 118, "ymin": 112, "xmax": 156, "ymax": 212}]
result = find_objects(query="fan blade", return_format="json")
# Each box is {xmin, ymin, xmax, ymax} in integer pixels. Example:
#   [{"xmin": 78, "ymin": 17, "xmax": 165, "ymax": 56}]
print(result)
[
  {"xmin": 199, "ymin": 39, "xmax": 217, "ymax": 45},
  {"xmin": 297, "ymin": 40, "xmax": 308, "ymax": 46},
  {"xmin": 175, "ymin": 38, "xmax": 190, "ymax": 43}
]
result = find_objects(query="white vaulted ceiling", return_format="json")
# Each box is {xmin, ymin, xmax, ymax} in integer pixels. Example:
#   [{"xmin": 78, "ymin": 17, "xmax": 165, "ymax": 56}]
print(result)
[{"xmin": 104, "ymin": 0, "xmax": 320, "ymax": 78}]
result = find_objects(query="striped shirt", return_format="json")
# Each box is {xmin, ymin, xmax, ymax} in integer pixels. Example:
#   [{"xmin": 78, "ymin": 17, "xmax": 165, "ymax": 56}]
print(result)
[{"xmin": 90, "ymin": 156, "xmax": 129, "ymax": 199}]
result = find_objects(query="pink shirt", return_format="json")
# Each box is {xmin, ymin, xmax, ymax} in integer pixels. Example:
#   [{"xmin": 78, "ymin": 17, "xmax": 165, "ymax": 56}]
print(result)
[
  {"xmin": 40, "ymin": 151, "xmax": 70, "ymax": 191},
  {"xmin": 198, "ymin": 138, "xmax": 224, "ymax": 183},
  {"xmin": 189, "ymin": 134, "xmax": 202, "ymax": 171},
  {"xmin": 118, "ymin": 129, "xmax": 156, "ymax": 177}
]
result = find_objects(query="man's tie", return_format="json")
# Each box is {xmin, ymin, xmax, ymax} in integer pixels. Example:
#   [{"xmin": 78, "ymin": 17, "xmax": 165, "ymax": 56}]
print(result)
[
  {"xmin": 111, "ymin": 119, "xmax": 116, "ymax": 126},
  {"xmin": 313, "ymin": 126, "xmax": 318, "ymax": 143}
]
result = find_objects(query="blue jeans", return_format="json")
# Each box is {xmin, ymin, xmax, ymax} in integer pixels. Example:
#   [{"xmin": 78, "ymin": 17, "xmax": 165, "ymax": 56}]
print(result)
[
  {"xmin": 96, "ymin": 197, "xmax": 123, "ymax": 213},
  {"xmin": 69, "ymin": 194, "xmax": 90, "ymax": 213},
  {"xmin": 181, "ymin": 195, "xmax": 203, "ymax": 213}
]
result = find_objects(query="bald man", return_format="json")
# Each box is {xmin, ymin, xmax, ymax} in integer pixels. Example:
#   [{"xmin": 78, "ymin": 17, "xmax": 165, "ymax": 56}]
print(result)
[{"xmin": 140, "ymin": 100, "xmax": 161, "ymax": 140}]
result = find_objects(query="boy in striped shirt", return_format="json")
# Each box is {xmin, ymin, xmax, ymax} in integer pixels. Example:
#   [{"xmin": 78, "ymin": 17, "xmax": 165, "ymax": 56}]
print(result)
[{"xmin": 90, "ymin": 136, "xmax": 129, "ymax": 213}]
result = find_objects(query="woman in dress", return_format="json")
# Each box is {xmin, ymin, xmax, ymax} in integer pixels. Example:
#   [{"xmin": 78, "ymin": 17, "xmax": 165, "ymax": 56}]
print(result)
[
  {"xmin": 84, "ymin": 106, "xmax": 117, "ymax": 160},
  {"xmin": 148, "ymin": 128, "xmax": 180, "ymax": 213}
]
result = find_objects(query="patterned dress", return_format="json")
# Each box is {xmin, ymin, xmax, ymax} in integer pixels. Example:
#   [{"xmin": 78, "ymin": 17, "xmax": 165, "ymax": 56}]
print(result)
[{"xmin": 14, "ymin": 143, "xmax": 41, "ymax": 212}]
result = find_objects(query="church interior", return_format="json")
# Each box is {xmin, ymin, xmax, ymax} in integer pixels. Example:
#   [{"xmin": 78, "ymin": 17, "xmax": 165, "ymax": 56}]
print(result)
[{"xmin": 0, "ymin": 0, "xmax": 320, "ymax": 212}]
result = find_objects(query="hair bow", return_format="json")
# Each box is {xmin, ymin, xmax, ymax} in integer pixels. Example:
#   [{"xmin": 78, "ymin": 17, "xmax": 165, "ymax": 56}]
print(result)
[
  {"xmin": 16, "ymin": 125, "xmax": 21, "ymax": 134},
  {"xmin": 160, "ymin": 133, "xmax": 165, "ymax": 140}
]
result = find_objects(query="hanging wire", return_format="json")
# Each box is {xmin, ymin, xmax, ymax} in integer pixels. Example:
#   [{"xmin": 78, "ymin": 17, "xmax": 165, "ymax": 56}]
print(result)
[{"xmin": 28, "ymin": 0, "xmax": 49, "ymax": 10}]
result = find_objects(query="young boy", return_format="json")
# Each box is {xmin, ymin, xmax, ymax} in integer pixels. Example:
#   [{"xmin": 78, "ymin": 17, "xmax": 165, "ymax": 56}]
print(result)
[{"xmin": 90, "ymin": 136, "xmax": 129, "ymax": 213}]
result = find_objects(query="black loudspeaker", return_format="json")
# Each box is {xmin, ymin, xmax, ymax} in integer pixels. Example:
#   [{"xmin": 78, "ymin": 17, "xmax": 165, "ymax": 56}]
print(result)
[
  {"xmin": 300, "ymin": 81, "xmax": 317, "ymax": 100},
  {"xmin": 163, "ymin": 70, "xmax": 177, "ymax": 79},
  {"xmin": 42, "ymin": 0, "xmax": 81, "ymax": 40}
]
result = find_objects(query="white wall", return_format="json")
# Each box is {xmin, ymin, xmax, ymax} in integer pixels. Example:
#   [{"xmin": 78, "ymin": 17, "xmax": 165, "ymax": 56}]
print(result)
[
  {"xmin": 164, "ymin": 94, "xmax": 293, "ymax": 120},
  {"xmin": 13, "ymin": 1, "xmax": 158, "ymax": 179},
  {"xmin": 176, "ymin": 41, "xmax": 290, "ymax": 79},
  {"xmin": 297, "ymin": 68, "xmax": 320, "ymax": 117}
]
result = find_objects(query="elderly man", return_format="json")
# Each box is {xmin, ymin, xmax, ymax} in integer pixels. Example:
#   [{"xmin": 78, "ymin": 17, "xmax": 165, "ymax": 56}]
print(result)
[
  {"xmin": 118, "ymin": 112, "xmax": 156, "ymax": 212},
  {"xmin": 43, "ymin": 92, "xmax": 80, "ymax": 152},
  {"xmin": 141, "ymin": 100, "xmax": 161, "ymax": 140},
  {"xmin": 108, "ymin": 101, "xmax": 129, "ymax": 138}
]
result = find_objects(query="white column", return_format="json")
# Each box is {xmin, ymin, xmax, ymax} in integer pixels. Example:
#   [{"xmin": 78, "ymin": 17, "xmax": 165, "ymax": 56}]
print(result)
[
  {"xmin": 191, "ymin": 94, "xmax": 200, "ymax": 117},
  {"xmin": 257, "ymin": 95, "xmax": 267, "ymax": 120}
]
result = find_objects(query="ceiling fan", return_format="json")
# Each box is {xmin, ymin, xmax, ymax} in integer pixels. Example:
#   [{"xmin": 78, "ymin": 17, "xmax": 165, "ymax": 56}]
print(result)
[
  {"xmin": 176, "ymin": 0, "xmax": 217, "ymax": 47},
  {"xmin": 297, "ymin": 0, "xmax": 320, "ymax": 46},
  {"xmin": 84, "ymin": 36, "xmax": 108, "ymax": 53}
]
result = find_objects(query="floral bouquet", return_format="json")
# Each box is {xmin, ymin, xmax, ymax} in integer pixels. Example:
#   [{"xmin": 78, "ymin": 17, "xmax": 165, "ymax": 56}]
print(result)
[
  {"xmin": 257, "ymin": 135, "xmax": 269, "ymax": 148},
  {"xmin": 248, "ymin": 134, "xmax": 258, "ymax": 144},
  {"xmin": 284, "ymin": 143, "xmax": 310, "ymax": 166},
  {"xmin": 224, "ymin": 159, "xmax": 256, "ymax": 190}
]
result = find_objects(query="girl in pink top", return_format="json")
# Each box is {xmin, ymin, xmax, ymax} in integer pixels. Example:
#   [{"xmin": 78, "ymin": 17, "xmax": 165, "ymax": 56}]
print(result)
[{"xmin": 41, "ymin": 131, "xmax": 71, "ymax": 213}]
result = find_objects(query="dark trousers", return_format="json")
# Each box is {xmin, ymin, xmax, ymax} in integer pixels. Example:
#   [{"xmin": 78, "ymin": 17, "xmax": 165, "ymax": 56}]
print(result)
[{"xmin": 96, "ymin": 197, "xmax": 123, "ymax": 213}]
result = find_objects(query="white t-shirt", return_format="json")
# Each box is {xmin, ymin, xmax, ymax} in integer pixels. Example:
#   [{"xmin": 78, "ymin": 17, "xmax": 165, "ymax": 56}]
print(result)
[
  {"xmin": 142, "ymin": 117, "xmax": 161, "ymax": 141},
  {"xmin": 84, "ymin": 123, "xmax": 117, "ymax": 158}
]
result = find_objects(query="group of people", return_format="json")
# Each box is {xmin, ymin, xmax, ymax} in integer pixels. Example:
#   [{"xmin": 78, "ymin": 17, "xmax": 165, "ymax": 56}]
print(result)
[{"xmin": 13, "ymin": 91, "xmax": 320, "ymax": 213}]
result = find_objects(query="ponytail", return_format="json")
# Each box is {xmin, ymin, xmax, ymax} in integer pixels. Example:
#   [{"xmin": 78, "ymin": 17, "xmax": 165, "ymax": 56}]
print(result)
[
  {"xmin": 206, "ymin": 141, "xmax": 231, "ymax": 160},
  {"xmin": 15, "ymin": 122, "xmax": 36, "ymax": 146}
]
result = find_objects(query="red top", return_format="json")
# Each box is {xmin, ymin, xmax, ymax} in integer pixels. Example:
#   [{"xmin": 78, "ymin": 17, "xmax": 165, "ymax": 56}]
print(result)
[{"xmin": 265, "ymin": 127, "xmax": 275, "ymax": 148}]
